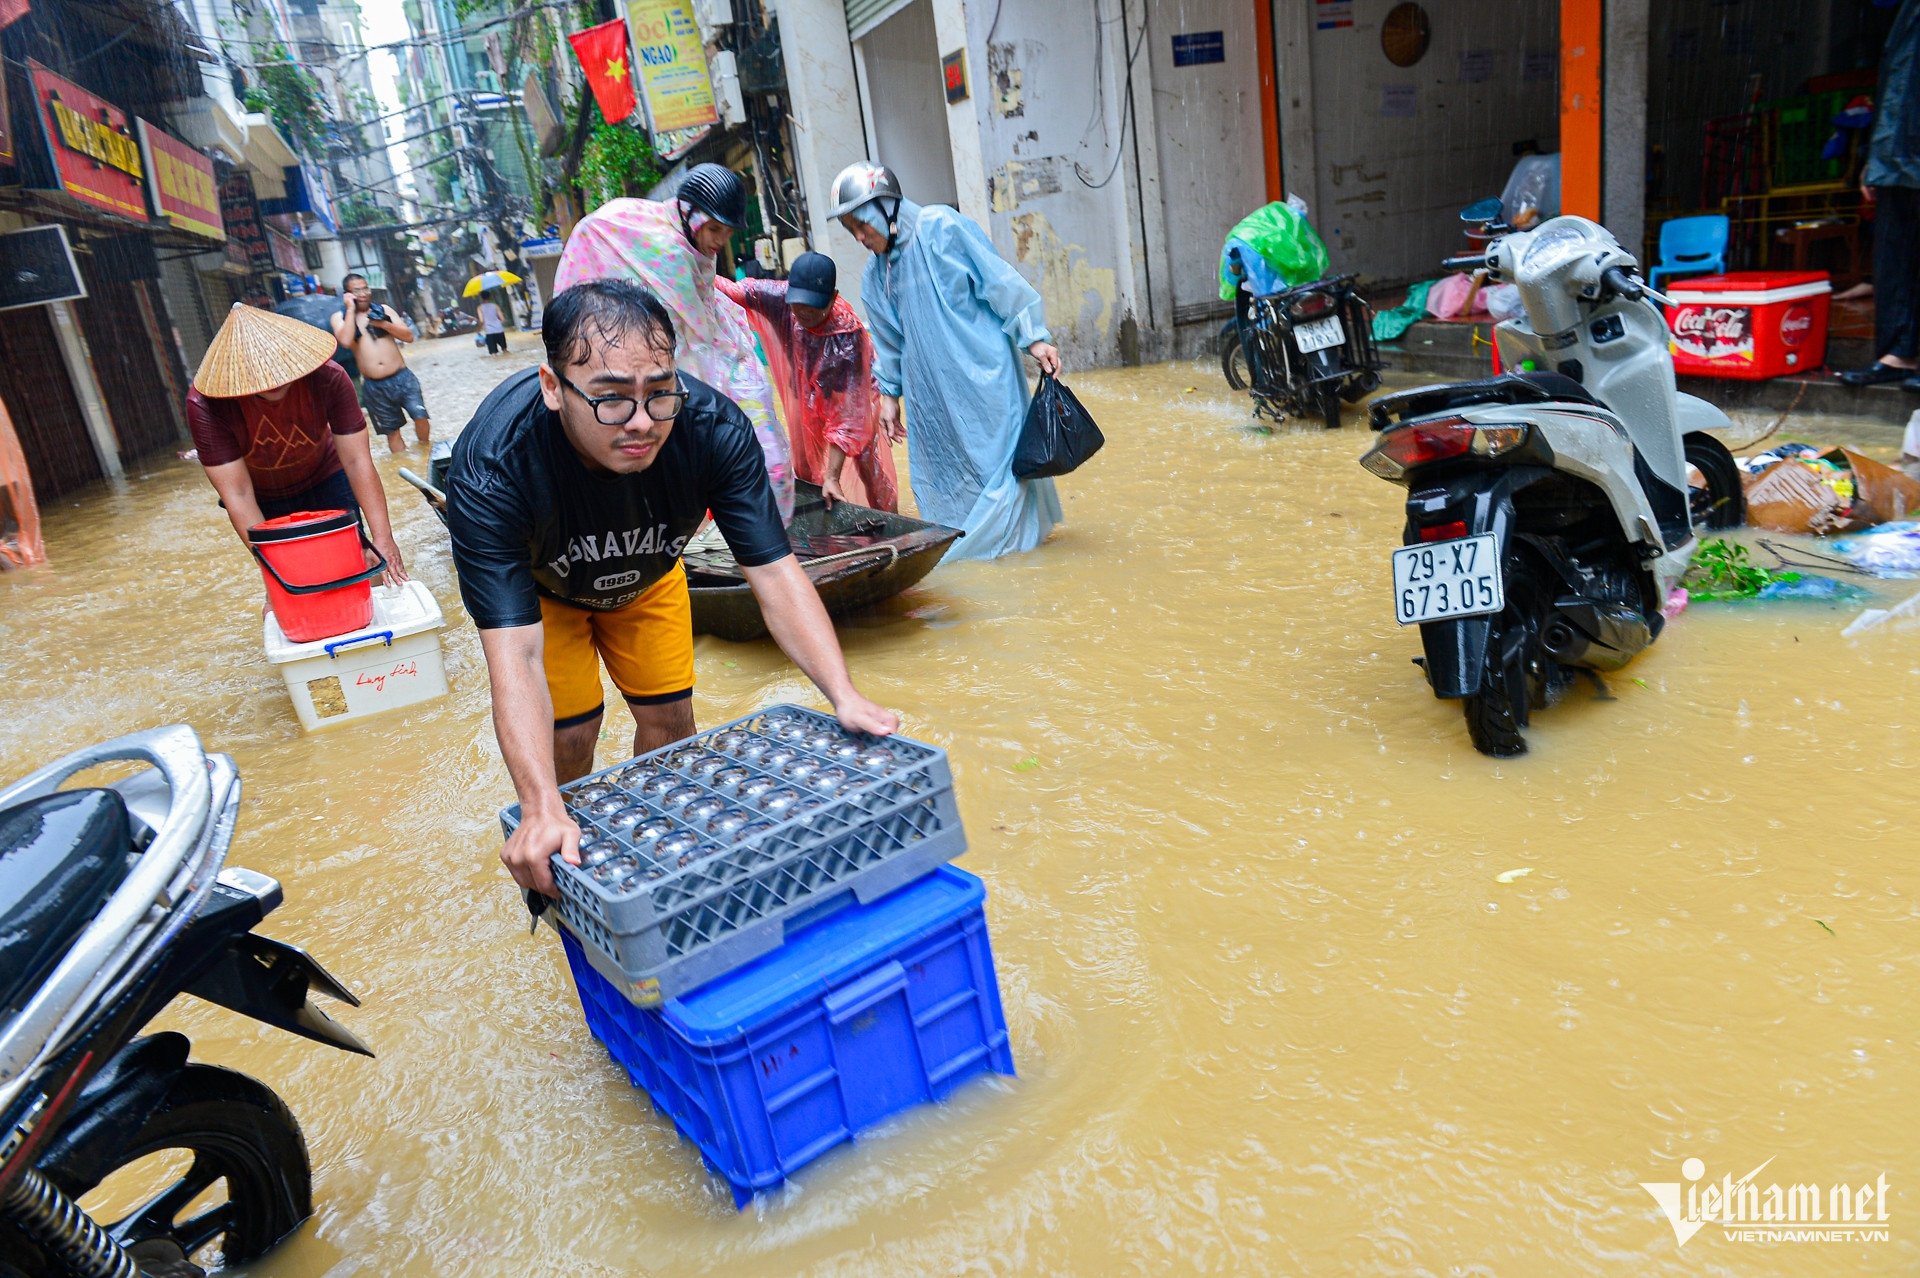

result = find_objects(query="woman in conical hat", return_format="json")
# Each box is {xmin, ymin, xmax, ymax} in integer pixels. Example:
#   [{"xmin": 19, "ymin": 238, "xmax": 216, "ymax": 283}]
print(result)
[
  {"xmin": 187, "ymin": 302, "xmax": 408, "ymax": 585},
  {"xmin": 553, "ymin": 164, "xmax": 796, "ymax": 524}
]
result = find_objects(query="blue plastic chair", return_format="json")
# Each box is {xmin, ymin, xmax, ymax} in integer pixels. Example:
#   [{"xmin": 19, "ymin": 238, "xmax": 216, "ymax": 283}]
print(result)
[{"xmin": 1648, "ymin": 215, "xmax": 1730, "ymax": 290}]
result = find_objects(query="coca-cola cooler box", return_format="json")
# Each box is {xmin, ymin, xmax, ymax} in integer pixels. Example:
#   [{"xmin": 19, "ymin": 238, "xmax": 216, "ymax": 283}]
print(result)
[{"xmin": 1664, "ymin": 271, "xmax": 1831, "ymax": 380}]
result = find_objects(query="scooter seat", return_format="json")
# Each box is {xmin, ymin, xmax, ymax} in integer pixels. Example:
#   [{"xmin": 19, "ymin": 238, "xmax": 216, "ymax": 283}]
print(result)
[
  {"xmin": 1369, "ymin": 372, "xmax": 1607, "ymax": 430},
  {"xmin": 0, "ymin": 790, "xmax": 137, "ymax": 1022}
]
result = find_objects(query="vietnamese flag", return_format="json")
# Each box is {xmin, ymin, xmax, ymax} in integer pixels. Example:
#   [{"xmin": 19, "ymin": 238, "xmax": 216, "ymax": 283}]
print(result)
[{"xmin": 568, "ymin": 19, "xmax": 638, "ymax": 124}]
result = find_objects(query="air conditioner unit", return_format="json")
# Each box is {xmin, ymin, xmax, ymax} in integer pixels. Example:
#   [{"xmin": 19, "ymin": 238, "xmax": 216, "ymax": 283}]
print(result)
[
  {"xmin": 711, "ymin": 51, "xmax": 746, "ymax": 125},
  {"xmin": 0, "ymin": 226, "xmax": 86, "ymax": 312}
]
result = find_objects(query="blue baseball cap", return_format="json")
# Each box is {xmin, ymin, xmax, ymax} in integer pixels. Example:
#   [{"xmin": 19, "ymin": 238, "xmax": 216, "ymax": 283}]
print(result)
[{"xmin": 787, "ymin": 252, "xmax": 837, "ymax": 310}]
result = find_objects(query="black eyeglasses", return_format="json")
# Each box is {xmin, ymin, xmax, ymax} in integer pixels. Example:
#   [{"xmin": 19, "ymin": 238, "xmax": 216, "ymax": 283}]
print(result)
[{"xmin": 555, "ymin": 370, "xmax": 689, "ymax": 426}]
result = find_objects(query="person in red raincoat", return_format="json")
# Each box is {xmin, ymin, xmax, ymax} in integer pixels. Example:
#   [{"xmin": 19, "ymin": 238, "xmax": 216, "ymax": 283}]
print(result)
[{"xmin": 718, "ymin": 253, "xmax": 901, "ymax": 512}]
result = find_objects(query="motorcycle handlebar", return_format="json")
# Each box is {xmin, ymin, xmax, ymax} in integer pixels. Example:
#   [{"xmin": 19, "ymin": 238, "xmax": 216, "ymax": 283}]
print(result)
[
  {"xmin": 1601, "ymin": 266, "xmax": 1644, "ymax": 301},
  {"xmin": 1441, "ymin": 254, "xmax": 1487, "ymax": 271}
]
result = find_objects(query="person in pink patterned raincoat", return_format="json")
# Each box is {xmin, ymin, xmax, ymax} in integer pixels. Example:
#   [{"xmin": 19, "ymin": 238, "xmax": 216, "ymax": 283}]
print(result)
[{"xmin": 553, "ymin": 165, "xmax": 795, "ymax": 523}]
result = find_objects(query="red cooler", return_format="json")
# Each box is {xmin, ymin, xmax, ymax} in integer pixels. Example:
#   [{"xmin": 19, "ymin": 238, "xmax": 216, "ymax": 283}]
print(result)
[{"xmin": 1664, "ymin": 271, "xmax": 1831, "ymax": 380}]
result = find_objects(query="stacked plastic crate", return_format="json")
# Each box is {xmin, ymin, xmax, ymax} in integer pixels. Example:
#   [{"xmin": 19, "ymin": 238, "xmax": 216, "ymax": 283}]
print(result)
[{"xmin": 503, "ymin": 704, "xmax": 1012, "ymax": 1204}]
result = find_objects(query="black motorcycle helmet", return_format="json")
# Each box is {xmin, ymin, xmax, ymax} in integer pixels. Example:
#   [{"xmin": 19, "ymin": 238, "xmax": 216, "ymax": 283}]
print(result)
[{"xmin": 677, "ymin": 163, "xmax": 748, "ymax": 229}]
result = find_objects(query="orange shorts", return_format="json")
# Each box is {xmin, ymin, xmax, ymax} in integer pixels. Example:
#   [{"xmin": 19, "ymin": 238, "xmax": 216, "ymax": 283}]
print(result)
[{"xmin": 539, "ymin": 563, "xmax": 695, "ymax": 726}]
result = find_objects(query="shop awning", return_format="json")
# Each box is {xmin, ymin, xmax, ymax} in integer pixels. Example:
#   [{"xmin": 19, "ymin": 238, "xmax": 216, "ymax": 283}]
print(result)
[
  {"xmin": 846, "ymin": 0, "xmax": 913, "ymax": 40},
  {"xmin": 260, "ymin": 165, "xmax": 339, "ymax": 236}
]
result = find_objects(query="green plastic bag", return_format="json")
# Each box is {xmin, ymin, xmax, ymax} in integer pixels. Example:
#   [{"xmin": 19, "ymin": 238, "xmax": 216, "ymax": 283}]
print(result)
[
  {"xmin": 1372, "ymin": 279, "xmax": 1437, "ymax": 341},
  {"xmin": 1217, "ymin": 202, "xmax": 1331, "ymax": 301}
]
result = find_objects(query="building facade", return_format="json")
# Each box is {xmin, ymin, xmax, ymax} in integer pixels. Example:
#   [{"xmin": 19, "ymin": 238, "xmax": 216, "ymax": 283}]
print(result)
[{"xmin": 0, "ymin": 0, "xmax": 389, "ymax": 505}]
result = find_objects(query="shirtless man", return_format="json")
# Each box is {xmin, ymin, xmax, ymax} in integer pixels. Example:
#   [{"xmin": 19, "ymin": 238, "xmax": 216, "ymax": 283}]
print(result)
[{"xmin": 332, "ymin": 273, "xmax": 431, "ymax": 455}]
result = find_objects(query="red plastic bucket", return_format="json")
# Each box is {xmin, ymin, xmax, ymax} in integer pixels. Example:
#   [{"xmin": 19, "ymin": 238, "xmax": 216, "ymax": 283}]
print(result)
[{"xmin": 248, "ymin": 509, "xmax": 383, "ymax": 642}]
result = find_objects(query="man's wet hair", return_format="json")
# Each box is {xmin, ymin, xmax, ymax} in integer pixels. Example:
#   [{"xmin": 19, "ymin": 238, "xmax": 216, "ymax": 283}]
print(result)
[
  {"xmin": 544, "ymin": 279, "xmax": 676, "ymax": 370},
  {"xmin": 341, "ymin": 273, "xmax": 366, "ymax": 291}
]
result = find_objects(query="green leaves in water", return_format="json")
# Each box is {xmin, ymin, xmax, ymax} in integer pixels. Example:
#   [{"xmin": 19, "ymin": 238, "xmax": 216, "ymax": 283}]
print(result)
[
  {"xmin": 1684, "ymin": 538, "xmax": 1801, "ymax": 602},
  {"xmin": 1014, "ymin": 757, "xmax": 1041, "ymax": 772}
]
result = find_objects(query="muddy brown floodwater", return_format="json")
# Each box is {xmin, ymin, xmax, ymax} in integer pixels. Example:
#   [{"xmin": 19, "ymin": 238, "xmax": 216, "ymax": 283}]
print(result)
[{"xmin": 2, "ymin": 336, "xmax": 1916, "ymax": 1275}]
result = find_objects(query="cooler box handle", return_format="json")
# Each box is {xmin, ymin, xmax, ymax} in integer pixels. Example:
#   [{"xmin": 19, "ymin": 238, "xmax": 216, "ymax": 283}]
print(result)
[{"xmin": 324, "ymin": 630, "xmax": 395, "ymax": 657}]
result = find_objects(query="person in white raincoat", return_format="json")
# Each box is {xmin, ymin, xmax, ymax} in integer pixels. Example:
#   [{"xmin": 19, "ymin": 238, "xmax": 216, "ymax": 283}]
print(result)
[
  {"xmin": 554, "ymin": 164, "xmax": 795, "ymax": 523},
  {"xmin": 828, "ymin": 163, "xmax": 1064, "ymax": 560}
]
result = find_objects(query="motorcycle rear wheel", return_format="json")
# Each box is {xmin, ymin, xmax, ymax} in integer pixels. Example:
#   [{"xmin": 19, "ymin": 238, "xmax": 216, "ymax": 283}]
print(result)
[
  {"xmin": 23, "ymin": 1064, "xmax": 313, "ymax": 1275},
  {"xmin": 1220, "ymin": 328, "xmax": 1250, "ymax": 391},
  {"xmin": 1461, "ymin": 559, "xmax": 1565, "ymax": 758},
  {"xmin": 1318, "ymin": 384, "xmax": 1343, "ymax": 429}
]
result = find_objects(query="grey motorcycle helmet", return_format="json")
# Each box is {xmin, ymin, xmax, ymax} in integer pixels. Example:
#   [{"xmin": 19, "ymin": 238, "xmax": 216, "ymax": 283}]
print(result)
[
  {"xmin": 832, "ymin": 163, "xmax": 911, "ymax": 253},
  {"xmin": 826, "ymin": 161, "xmax": 903, "ymax": 220}
]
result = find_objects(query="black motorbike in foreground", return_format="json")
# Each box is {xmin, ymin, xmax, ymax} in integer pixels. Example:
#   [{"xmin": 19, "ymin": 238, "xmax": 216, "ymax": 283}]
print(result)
[
  {"xmin": 0, "ymin": 726, "xmax": 368, "ymax": 1277},
  {"xmin": 1219, "ymin": 251, "xmax": 1382, "ymax": 427}
]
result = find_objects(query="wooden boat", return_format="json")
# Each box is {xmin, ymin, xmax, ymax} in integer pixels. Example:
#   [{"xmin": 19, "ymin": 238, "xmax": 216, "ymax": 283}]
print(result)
[{"xmin": 399, "ymin": 463, "xmax": 962, "ymax": 642}]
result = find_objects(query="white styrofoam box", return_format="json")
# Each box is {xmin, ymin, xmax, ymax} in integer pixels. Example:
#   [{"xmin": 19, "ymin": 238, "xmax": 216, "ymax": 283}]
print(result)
[{"xmin": 264, "ymin": 581, "xmax": 448, "ymax": 731}]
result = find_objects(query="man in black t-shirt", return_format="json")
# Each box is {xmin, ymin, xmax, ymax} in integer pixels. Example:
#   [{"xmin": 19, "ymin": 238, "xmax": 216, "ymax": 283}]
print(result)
[{"xmin": 448, "ymin": 279, "xmax": 898, "ymax": 896}]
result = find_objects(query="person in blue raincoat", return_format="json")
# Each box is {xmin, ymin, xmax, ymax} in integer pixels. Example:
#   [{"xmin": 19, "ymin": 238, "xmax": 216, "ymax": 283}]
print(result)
[{"xmin": 826, "ymin": 162, "xmax": 1064, "ymax": 560}]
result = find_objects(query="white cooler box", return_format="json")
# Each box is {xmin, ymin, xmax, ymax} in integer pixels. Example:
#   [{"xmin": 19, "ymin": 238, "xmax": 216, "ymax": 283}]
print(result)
[{"xmin": 264, "ymin": 580, "xmax": 449, "ymax": 731}]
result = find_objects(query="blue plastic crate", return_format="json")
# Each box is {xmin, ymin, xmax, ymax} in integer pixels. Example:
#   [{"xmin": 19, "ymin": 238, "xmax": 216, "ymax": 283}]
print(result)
[
  {"xmin": 509, "ymin": 704, "xmax": 968, "ymax": 1007},
  {"xmin": 559, "ymin": 866, "xmax": 1014, "ymax": 1206}
]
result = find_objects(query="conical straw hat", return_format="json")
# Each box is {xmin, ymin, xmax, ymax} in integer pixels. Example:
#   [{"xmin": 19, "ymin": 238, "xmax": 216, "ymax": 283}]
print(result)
[{"xmin": 193, "ymin": 302, "xmax": 339, "ymax": 398}]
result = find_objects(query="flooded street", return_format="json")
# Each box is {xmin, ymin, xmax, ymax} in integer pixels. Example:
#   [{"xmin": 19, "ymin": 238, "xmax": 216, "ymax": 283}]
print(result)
[{"xmin": 3, "ymin": 335, "xmax": 1916, "ymax": 1275}]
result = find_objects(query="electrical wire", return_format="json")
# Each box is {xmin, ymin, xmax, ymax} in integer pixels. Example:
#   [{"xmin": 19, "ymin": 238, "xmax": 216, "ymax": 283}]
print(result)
[
  {"xmin": 1073, "ymin": 2, "xmax": 1149, "ymax": 190},
  {"xmin": 212, "ymin": 2, "xmax": 574, "ymax": 70}
]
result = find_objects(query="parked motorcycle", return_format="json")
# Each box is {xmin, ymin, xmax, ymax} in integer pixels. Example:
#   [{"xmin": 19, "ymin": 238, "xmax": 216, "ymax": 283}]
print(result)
[
  {"xmin": 0, "ymin": 726, "xmax": 368, "ymax": 1276},
  {"xmin": 438, "ymin": 307, "xmax": 479, "ymax": 336},
  {"xmin": 1219, "ymin": 252, "xmax": 1382, "ymax": 427},
  {"xmin": 1358, "ymin": 203, "xmax": 1744, "ymax": 757}
]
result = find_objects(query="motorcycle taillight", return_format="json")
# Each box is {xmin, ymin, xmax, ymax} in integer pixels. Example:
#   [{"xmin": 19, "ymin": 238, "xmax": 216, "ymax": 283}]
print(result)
[
  {"xmin": 1374, "ymin": 420, "xmax": 1474, "ymax": 470},
  {"xmin": 1361, "ymin": 417, "xmax": 1530, "ymax": 481},
  {"xmin": 1289, "ymin": 290, "xmax": 1336, "ymax": 322}
]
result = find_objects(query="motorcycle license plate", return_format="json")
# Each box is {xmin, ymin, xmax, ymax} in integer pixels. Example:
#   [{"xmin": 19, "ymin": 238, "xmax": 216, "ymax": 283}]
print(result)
[
  {"xmin": 1391, "ymin": 535, "xmax": 1504, "ymax": 625},
  {"xmin": 1295, "ymin": 316, "xmax": 1346, "ymax": 353}
]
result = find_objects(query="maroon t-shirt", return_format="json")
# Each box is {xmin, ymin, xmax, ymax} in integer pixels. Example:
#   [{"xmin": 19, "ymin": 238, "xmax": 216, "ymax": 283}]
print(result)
[{"xmin": 186, "ymin": 361, "xmax": 365, "ymax": 500}]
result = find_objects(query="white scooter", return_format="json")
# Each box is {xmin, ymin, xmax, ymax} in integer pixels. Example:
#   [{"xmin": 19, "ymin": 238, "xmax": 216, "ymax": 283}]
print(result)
[{"xmin": 1359, "ymin": 203, "xmax": 1744, "ymax": 757}]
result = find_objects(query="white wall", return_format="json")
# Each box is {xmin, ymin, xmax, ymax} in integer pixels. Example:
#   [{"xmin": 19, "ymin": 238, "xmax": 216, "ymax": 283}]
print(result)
[
  {"xmin": 952, "ymin": 0, "xmax": 1154, "ymax": 366},
  {"xmin": 858, "ymin": 1, "xmax": 962, "ymax": 209},
  {"xmin": 776, "ymin": 0, "xmax": 873, "ymax": 306},
  {"xmin": 1301, "ymin": 0, "xmax": 1560, "ymax": 285},
  {"xmin": 1146, "ymin": 0, "xmax": 1269, "ymax": 316}
]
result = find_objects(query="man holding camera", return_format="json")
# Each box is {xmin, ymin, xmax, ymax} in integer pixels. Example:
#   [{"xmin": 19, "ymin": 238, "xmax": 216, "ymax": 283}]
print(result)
[{"xmin": 332, "ymin": 272, "xmax": 432, "ymax": 455}]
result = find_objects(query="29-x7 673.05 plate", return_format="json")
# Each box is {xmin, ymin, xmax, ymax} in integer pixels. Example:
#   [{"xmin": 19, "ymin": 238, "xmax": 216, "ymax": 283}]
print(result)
[{"xmin": 1391, "ymin": 534, "xmax": 1504, "ymax": 625}]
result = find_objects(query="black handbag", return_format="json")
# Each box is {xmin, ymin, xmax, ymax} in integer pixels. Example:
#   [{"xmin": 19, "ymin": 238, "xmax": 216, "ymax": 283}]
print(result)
[{"xmin": 1012, "ymin": 375, "xmax": 1105, "ymax": 480}]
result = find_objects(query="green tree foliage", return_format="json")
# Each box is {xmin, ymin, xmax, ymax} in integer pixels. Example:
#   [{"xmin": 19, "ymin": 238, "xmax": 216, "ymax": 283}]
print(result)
[
  {"xmin": 339, "ymin": 195, "xmax": 387, "ymax": 229},
  {"xmin": 578, "ymin": 106, "xmax": 661, "ymax": 213},
  {"xmin": 241, "ymin": 47, "xmax": 328, "ymax": 153}
]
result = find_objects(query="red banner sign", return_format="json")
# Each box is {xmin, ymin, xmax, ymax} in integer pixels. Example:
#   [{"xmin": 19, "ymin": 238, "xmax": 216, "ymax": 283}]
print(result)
[
  {"xmin": 136, "ymin": 119, "xmax": 222, "ymax": 240},
  {"xmin": 219, "ymin": 171, "xmax": 273, "ymax": 271},
  {"xmin": 29, "ymin": 62, "xmax": 150, "ymax": 222}
]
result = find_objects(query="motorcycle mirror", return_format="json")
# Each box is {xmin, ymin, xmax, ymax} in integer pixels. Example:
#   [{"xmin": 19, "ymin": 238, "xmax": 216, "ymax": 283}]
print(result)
[{"xmin": 1459, "ymin": 197, "xmax": 1504, "ymax": 224}]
